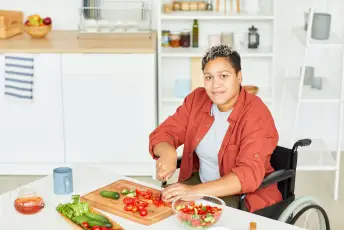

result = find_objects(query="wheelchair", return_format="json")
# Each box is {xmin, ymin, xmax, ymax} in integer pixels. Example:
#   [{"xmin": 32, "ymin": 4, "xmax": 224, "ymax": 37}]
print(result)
[{"xmin": 172, "ymin": 139, "xmax": 330, "ymax": 230}]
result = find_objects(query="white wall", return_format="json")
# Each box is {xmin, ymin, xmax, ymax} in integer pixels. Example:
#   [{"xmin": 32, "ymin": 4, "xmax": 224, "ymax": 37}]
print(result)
[{"xmin": 2, "ymin": 0, "xmax": 343, "ymax": 150}]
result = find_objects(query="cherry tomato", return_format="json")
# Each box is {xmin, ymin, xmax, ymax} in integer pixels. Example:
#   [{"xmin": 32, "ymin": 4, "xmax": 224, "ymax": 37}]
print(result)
[
  {"xmin": 101, "ymin": 227, "xmax": 108, "ymax": 230},
  {"xmin": 81, "ymin": 222, "xmax": 89, "ymax": 228},
  {"xmin": 124, "ymin": 204, "xmax": 133, "ymax": 211},
  {"xmin": 123, "ymin": 197, "xmax": 135, "ymax": 205},
  {"xmin": 131, "ymin": 206, "xmax": 138, "ymax": 212},
  {"xmin": 137, "ymin": 205, "xmax": 146, "ymax": 211},
  {"xmin": 92, "ymin": 226, "xmax": 101, "ymax": 230},
  {"xmin": 139, "ymin": 209, "xmax": 147, "ymax": 216}
]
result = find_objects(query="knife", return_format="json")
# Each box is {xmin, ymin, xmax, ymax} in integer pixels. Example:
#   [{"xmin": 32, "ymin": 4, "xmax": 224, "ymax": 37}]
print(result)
[{"xmin": 160, "ymin": 180, "xmax": 167, "ymax": 199}]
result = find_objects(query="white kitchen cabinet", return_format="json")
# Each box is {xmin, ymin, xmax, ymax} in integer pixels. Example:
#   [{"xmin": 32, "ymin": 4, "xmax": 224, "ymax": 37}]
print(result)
[
  {"xmin": 0, "ymin": 54, "xmax": 65, "ymax": 164},
  {"xmin": 61, "ymin": 54, "xmax": 157, "ymax": 175}
]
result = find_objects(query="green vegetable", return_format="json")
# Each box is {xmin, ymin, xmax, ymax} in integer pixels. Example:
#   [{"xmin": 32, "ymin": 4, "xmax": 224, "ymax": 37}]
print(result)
[
  {"xmin": 87, "ymin": 219, "xmax": 111, "ymax": 227},
  {"xmin": 84, "ymin": 212, "xmax": 110, "ymax": 224},
  {"xmin": 204, "ymin": 216, "xmax": 214, "ymax": 222},
  {"xmin": 121, "ymin": 189, "xmax": 129, "ymax": 194},
  {"xmin": 126, "ymin": 192, "xmax": 136, "ymax": 197},
  {"xmin": 56, "ymin": 195, "xmax": 90, "ymax": 219},
  {"xmin": 100, "ymin": 190, "xmax": 120, "ymax": 200},
  {"xmin": 72, "ymin": 215, "xmax": 90, "ymax": 225}
]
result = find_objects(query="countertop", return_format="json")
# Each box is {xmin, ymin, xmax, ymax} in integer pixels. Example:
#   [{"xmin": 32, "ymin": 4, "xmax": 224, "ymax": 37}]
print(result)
[{"xmin": 0, "ymin": 30, "xmax": 156, "ymax": 53}]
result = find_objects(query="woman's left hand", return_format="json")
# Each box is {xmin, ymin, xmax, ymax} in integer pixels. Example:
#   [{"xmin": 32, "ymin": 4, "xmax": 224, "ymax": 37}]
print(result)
[{"xmin": 162, "ymin": 183, "xmax": 195, "ymax": 203}]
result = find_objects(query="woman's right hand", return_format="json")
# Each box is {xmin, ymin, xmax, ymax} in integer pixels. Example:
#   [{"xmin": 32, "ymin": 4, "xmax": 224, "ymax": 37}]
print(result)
[{"xmin": 156, "ymin": 152, "xmax": 177, "ymax": 181}]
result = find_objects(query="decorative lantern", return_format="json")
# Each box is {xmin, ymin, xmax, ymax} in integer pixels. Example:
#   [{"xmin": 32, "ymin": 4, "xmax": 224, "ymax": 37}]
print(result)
[{"xmin": 248, "ymin": 26, "xmax": 259, "ymax": 49}]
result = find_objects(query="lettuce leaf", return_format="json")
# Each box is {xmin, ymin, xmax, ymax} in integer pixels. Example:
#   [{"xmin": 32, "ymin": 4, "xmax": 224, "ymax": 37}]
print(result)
[{"xmin": 56, "ymin": 194, "xmax": 90, "ymax": 219}]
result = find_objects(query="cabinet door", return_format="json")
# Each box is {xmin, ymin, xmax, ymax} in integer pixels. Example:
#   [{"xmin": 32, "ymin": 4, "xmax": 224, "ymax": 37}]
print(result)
[
  {"xmin": 62, "ymin": 54, "xmax": 156, "ymax": 164},
  {"xmin": 0, "ymin": 54, "xmax": 65, "ymax": 163}
]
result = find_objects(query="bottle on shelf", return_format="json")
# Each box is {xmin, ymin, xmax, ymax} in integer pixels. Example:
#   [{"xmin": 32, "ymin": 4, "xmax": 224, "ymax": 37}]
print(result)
[{"xmin": 192, "ymin": 19, "xmax": 199, "ymax": 48}]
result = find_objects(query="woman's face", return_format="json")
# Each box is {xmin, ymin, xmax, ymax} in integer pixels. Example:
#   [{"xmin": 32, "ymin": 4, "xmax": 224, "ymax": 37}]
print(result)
[{"xmin": 203, "ymin": 57, "xmax": 242, "ymax": 111}]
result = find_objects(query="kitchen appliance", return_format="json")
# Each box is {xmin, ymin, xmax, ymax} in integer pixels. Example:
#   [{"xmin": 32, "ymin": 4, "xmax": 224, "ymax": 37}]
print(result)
[
  {"xmin": 248, "ymin": 25, "xmax": 259, "ymax": 49},
  {"xmin": 78, "ymin": 0, "xmax": 152, "ymax": 37}
]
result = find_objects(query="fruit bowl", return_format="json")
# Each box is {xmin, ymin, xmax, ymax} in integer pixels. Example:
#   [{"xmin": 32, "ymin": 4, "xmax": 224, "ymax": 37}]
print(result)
[
  {"xmin": 243, "ymin": 85, "xmax": 259, "ymax": 95},
  {"xmin": 172, "ymin": 195, "xmax": 225, "ymax": 229},
  {"xmin": 25, "ymin": 24, "xmax": 52, "ymax": 38}
]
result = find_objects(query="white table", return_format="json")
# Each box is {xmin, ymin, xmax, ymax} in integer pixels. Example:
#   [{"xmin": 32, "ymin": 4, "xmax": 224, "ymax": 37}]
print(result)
[{"xmin": 0, "ymin": 165, "xmax": 305, "ymax": 230}]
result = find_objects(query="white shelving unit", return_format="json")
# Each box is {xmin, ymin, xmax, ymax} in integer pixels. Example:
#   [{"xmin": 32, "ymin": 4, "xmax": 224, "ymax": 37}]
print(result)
[
  {"xmin": 280, "ymin": 8, "xmax": 344, "ymax": 200},
  {"xmin": 156, "ymin": 0, "xmax": 278, "ymax": 124}
]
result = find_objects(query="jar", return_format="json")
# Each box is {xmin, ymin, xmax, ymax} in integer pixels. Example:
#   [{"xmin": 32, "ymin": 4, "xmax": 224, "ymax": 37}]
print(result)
[
  {"xmin": 180, "ymin": 30, "xmax": 190, "ymax": 47},
  {"xmin": 198, "ymin": 1, "xmax": 207, "ymax": 10},
  {"xmin": 162, "ymin": 30, "xmax": 170, "ymax": 47},
  {"xmin": 190, "ymin": 2, "xmax": 198, "ymax": 11},
  {"xmin": 172, "ymin": 1, "xmax": 182, "ymax": 11},
  {"xmin": 169, "ymin": 31, "xmax": 181, "ymax": 47},
  {"xmin": 163, "ymin": 4, "xmax": 173, "ymax": 13},
  {"xmin": 181, "ymin": 1, "xmax": 190, "ymax": 11}
]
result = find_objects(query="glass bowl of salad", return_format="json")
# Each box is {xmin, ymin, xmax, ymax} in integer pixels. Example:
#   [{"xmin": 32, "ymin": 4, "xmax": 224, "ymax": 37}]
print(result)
[{"xmin": 172, "ymin": 195, "xmax": 225, "ymax": 229}]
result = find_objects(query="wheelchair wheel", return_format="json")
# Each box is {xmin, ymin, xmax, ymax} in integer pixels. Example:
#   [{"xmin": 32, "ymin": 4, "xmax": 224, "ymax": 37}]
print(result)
[{"xmin": 278, "ymin": 196, "xmax": 330, "ymax": 230}]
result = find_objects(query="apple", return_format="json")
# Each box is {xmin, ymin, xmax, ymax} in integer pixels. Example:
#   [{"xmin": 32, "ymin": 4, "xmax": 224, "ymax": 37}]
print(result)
[
  {"xmin": 25, "ymin": 20, "xmax": 30, "ymax": 26},
  {"xmin": 42, "ymin": 17, "xmax": 52, "ymax": 25}
]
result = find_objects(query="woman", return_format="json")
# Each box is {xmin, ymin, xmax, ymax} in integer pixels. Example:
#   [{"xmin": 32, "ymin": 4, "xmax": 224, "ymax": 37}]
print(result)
[{"xmin": 149, "ymin": 45, "xmax": 282, "ymax": 212}]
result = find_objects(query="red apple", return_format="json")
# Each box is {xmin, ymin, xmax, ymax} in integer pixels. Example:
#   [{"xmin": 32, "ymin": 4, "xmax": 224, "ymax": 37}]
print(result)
[
  {"xmin": 42, "ymin": 17, "xmax": 52, "ymax": 25},
  {"xmin": 25, "ymin": 20, "xmax": 30, "ymax": 26}
]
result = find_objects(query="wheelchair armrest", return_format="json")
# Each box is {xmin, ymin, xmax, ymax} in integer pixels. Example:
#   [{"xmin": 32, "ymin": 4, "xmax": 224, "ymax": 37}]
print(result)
[{"xmin": 258, "ymin": 169, "xmax": 295, "ymax": 190}]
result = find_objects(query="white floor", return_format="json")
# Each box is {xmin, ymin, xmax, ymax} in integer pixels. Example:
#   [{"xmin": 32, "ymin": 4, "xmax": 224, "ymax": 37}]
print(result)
[{"xmin": 0, "ymin": 164, "xmax": 343, "ymax": 229}]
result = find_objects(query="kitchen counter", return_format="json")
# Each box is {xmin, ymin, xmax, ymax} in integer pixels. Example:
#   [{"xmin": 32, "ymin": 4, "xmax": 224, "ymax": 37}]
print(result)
[{"xmin": 0, "ymin": 30, "xmax": 156, "ymax": 53}]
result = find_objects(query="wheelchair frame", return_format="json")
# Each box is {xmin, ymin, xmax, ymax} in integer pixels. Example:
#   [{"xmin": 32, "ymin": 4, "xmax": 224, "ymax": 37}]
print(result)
[{"xmin": 169, "ymin": 139, "xmax": 330, "ymax": 229}]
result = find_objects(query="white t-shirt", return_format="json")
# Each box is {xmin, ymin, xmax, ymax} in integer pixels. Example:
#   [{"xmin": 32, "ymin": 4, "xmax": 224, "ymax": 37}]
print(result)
[{"xmin": 195, "ymin": 103, "xmax": 232, "ymax": 183}]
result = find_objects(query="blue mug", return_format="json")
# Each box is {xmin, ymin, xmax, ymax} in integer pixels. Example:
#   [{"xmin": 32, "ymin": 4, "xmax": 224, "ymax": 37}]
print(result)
[{"xmin": 53, "ymin": 167, "xmax": 73, "ymax": 195}]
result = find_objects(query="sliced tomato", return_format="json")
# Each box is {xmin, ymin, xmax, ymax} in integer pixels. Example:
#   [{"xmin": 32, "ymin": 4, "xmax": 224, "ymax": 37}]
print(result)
[
  {"xmin": 124, "ymin": 204, "xmax": 133, "ymax": 211},
  {"xmin": 123, "ymin": 197, "xmax": 135, "ymax": 205},
  {"xmin": 131, "ymin": 206, "xmax": 138, "ymax": 212},
  {"xmin": 137, "ymin": 205, "xmax": 146, "ymax": 211},
  {"xmin": 139, "ymin": 209, "xmax": 147, "ymax": 216},
  {"xmin": 135, "ymin": 200, "xmax": 148, "ymax": 207},
  {"xmin": 81, "ymin": 222, "xmax": 89, "ymax": 228},
  {"xmin": 92, "ymin": 226, "xmax": 101, "ymax": 230},
  {"xmin": 101, "ymin": 227, "xmax": 108, "ymax": 230}
]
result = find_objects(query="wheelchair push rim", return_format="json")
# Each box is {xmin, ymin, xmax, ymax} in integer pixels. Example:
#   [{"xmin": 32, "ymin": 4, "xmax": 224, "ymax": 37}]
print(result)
[{"xmin": 289, "ymin": 204, "xmax": 330, "ymax": 230}]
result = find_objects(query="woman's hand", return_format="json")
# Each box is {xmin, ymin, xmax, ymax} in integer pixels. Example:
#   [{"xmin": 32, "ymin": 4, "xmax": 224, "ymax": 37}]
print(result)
[
  {"xmin": 161, "ymin": 183, "xmax": 195, "ymax": 203},
  {"xmin": 156, "ymin": 150, "xmax": 177, "ymax": 181}
]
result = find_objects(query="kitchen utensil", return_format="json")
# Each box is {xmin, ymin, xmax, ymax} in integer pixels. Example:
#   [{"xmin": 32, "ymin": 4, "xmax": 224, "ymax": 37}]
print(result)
[
  {"xmin": 13, "ymin": 187, "xmax": 45, "ymax": 215},
  {"xmin": 236, "ymin": 0, "xmax": 240, "ymax": 13},
  {"xmin": 172, "ymin": 195, "xmax": 225, "ymax": 229},
  {"xmin": 24, "ymin": 25, "xmax": 52, "ymax": 38},
  {"xmin": 53, "ymin": 167, "xmax": 73, "ymax": 195},
  {"xmin": 58, "ymin": 205, "xmax": 123, "ymax": 230},
  {"xmin": 311, "ymin": 13, "xmax": 332, "ymax": 40},
  {"xmin": 80, "ymin": 179, "xmax": 173, "ymax": 226},
  {"xmin": 311, "ymin": 77, "xmax": 322, "ymax": 90}
]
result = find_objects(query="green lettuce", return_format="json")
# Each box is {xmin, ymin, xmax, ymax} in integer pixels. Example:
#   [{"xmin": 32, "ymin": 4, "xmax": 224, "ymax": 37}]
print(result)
[{"xmin": 56, "ymin": 194, "xmax": 90, "ymax": 219}]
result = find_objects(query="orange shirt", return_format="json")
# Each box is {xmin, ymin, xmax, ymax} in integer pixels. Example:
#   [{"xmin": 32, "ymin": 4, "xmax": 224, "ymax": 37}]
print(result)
[{"xmin": 149, "ymin": 87, "xmax": 282, "ymax": 212}]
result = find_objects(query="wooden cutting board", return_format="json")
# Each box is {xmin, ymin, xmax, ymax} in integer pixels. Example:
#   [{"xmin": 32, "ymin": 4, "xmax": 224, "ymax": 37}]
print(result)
[
  {"xmin": 80, "ymin": 179, "xmax": 174, "ymax": 226},
  {"xmin": 59, "ymin": 207, "xmax": 124, "ymax": 230}
]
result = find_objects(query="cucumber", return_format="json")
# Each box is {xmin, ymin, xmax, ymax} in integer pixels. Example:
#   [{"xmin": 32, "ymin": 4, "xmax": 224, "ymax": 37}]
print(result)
[
  {"xmin": 87, "ymin": 219, "xmax": 106, "ymax": 227},
  {"xmin": 84, "ymin": 212, "xmax": 109, "ymax": 223},
  {"xmin": 100, "ymin": 190, "xmax": 120, "ymax": 200},
  {"xmin": 72, "ymin": 215, "xmax": 90, "ymax": 225}
]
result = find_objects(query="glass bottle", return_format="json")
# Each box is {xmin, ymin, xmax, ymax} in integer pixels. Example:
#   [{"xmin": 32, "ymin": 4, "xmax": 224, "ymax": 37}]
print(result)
[
  {"xmin": 248, "ymin": 25, "xmax": 259, "ymax": 49},
  {"xmin": 192, "ymin": 19, "xmax": 199, "ymax": 48}
]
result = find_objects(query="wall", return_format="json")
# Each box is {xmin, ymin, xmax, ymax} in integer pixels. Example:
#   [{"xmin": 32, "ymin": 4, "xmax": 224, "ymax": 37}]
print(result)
[{"xmin": 2, "ymin": 0, "xmax": 343, "ymax": 150}]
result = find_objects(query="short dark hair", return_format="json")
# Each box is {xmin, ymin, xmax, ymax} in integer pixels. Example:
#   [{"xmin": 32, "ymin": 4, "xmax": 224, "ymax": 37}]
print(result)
[{"xmin": 201, "ymin": 45, "xmax": 241, "ymax": 74}]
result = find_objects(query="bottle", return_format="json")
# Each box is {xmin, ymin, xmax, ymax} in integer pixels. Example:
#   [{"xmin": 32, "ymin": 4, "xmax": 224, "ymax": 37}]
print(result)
[{"xmin": 192, "ymin": 19, "xmax": 199, "ymax": 48}]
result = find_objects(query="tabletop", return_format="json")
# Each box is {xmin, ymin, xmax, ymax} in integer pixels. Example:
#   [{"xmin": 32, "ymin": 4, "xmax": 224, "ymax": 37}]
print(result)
[{"xmin": 0, "ymin": 165, "xmax": 305, "ymax": 230}]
